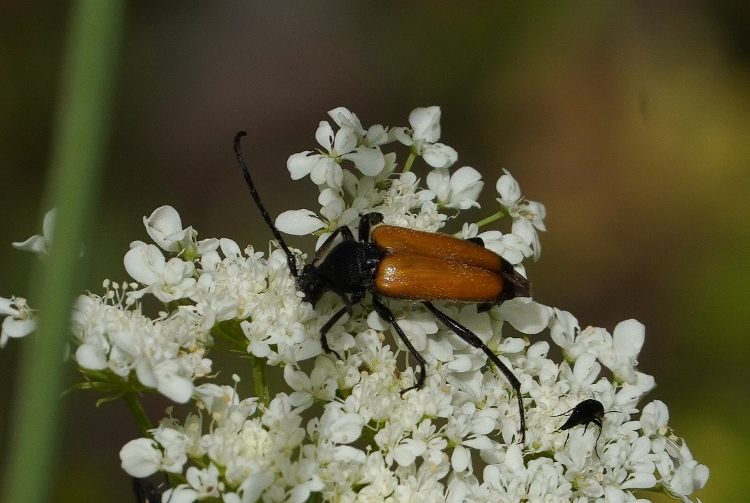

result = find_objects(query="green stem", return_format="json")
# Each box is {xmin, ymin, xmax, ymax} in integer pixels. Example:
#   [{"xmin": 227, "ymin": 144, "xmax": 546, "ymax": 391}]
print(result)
[
  {"xmin": 474, "ymin": 209, "xmax": 506, "ymax": 229},
  {"xmin": 212, "ymin": 320, "xmax": 249, "ymax": 350},
  {"xmin": 123, "ymin": 392, "xmax": 155, "ymax": 437},
  {"xmin": 402, "ymin": 151, "xmax": 417, "ymax": 173},
  {"xmin": 250, "ymin": 355, "xmax": 270, "ymax": 407},
  {"xmin": 211, "ymin": 321, "xmax": 269, "ymax": 405},
  {"xmin": 0, "ymin": 3, "xmax": 125, "ymax": 503}
]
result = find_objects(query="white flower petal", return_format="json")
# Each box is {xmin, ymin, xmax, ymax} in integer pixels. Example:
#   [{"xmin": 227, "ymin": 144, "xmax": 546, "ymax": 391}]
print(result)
[
  {"xmin": 287, "ymin": 151, "xmax": 315, "ymax": 179},
  {"xmin": 612, "ymin": 319, "xmax": 645, "ymax": 359},
  {"xmin": 620, "ymin": 471, "xmax": 657, "ymax": 490},
  {"xmin": 120, "ymin": 438, "xmax": 162, "ymax": 478},
  {"xmin": 2, "ymin": 316, "xmax": 35, "ymax": 339},
  {"xmin": 155, "ymin": 365, "xmax": 194, "ymax": 403},
  {"xmin": 451, "ymin": 445, "xmax": 471, "ymax": 472},
  {"xmin": 446, "ymin": 166, "xmax": 483, "ymax": 209},
  {"xmin": 671, "ymin": 462, "xmax": 710, "ymax": 494},
  {"xmin": 422, "ymin": 143, "xmax": 458, "ymax": 168},
  {"xmin": 392, "ymin": 126, "xmax": 413, "ymax": 146},
  {"xmin": 42, "ymin": 208, "xmax": 57, "ymax": 240},
  {"xmin": 275, "ymin": 210, "xmax": 325, "ymax": 235},
  {"xmin": 426, "ymin": 168, "xmax": 450, "ymax": 200},
  {"xmin": 572, "ymin": 352, "xmax": 600, "ymax": 384},
  {"xmin": 219, "ymin": 238, "xmax": 242, "ymax": 258},
  {"xmin": 332, "ymin": 126, "xmax": 358, "ymax": 155},
  {"xmin": 12, "ymin": 208, "xmax": 57, "ymax": 257},
  {"xmin": 238, "ymin": 471, "xmax": 274, "ymax": 503},
  {"xmin": 499, "ymin": 299, "xmax": 550, "ymax": 334},
  {"xmin": 496, "ymin": 170, "xmax": 521, "ymax": 202},
  {"xmin": 343, "ymin": 146, "xmax": 385, "ymax": 176},
  {"xmin": 314, "ymin": 121, "xmax": 335, "ymax": 151},
  {"xmin": 75, "ymin": 343, "xmax": 108, "ymax": 370},
  {"xmin": 162, "ymin": 486, "xmax": 199, "ymax": 503},
  {"xmin": 124, "ymin": 244, "xmax": 165, "ymax": 285},
  {"xmin": 144, "ymin": 206, "xmax": 183, "ymax": 252},
  {"xmin": 409, "ymin": 106, "xmax": 442, "ymax": 143},
  {"xmin": 328, "ymin": 107, "xmax": 361, "ymax": 130},
  {"xmin": 11, "ymin": 235, "xmax": 47, "ymax": 255},
  {"xmin": 327, "ymin": 412, "xmax": 365, "ymax": 444}
]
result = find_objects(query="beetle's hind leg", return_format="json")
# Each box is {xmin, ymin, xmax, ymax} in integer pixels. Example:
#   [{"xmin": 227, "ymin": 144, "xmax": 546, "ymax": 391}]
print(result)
[
  {"xmin": 423, "ymin": 301, "xmax": 526, "ymax": 443},
  {"xmin": 371, "ymin": 295, "xmax": 427, "ymax": 395}
]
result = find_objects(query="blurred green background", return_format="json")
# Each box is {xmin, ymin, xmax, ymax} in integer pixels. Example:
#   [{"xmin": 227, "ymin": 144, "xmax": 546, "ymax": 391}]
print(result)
[{"xmin": 1, "ymin": 1, "xmax": 748, "ymax": 501}]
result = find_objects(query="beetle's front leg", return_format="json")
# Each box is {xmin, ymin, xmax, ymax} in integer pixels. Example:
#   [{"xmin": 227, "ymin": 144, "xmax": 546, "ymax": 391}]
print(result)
[
  {"xmin": 319, "ymin": 306, "xmax": 347, "ymax": 359},
  {"xmin": 319, "ymin": 290, "xmax": 366, "ymax": 359}
]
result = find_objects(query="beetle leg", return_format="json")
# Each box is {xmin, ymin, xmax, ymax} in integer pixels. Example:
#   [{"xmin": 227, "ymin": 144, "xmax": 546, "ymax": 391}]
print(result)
[
  {"xmin": 371, "ymin": 295, "xmax": 427, "ymax": 395},
  {"xmin": 319, "ymin": 290, "xmax": 366, "ymax": 358},
  {"xmin": 422, "ymin": 301, "xmax": 526, "ymax": 443},
  {"xmin": 562, "ymin": 430, "xmax": 571, "ymax": 448},
  {"xmin": 329, "ymin": 289, "xmax": 355, "ymax": 315},
  {"xmin": 319, "ymin": 306, "xmax": 346, "ymax": 359},
  {"xmin": 358, "ymin": 212, "xmax": 384, "ymax": 243},
  {"xmin": 312, "ymin": 225, "xmax": 356, "ymax": 267}
]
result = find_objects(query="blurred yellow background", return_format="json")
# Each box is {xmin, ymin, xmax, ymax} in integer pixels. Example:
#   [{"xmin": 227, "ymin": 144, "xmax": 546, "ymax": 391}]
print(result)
[{"xmin": 1, "ymin": 2, "xmax": 747, "ymax": 501}]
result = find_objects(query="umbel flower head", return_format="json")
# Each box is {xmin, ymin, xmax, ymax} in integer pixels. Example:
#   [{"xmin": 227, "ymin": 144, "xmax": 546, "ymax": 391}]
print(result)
[{"xmin": 2, "ymin": 107, "xmax": 707, "ymax": 503}]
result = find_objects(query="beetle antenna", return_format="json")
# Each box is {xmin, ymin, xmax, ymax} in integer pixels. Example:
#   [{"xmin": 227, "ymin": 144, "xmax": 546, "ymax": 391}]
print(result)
[{"xmin": 234, "ymin": 131, "xmax": 298, "ymax": 277}]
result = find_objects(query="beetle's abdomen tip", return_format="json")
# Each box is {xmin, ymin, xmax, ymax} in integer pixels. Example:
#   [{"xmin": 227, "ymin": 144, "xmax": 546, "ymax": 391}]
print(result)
[
  {"xmin": 516, "ymin": 278, "xmax": 532, "ymax": 298},
  {"xmin": 500, "ymin": 271, "xmax": 532, "ymax": 300}
]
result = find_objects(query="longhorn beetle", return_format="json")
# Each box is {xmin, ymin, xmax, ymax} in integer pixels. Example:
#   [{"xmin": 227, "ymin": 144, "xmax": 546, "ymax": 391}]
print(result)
[{"xmin": 234, "ymin": 131, "xmax": 532, "ymax": 441}]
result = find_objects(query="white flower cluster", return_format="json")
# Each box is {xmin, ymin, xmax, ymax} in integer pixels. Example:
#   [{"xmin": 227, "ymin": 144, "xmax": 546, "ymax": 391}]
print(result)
[{"xmin": 1, "ymin": 107, "xmax": 707, "ymax": 502}]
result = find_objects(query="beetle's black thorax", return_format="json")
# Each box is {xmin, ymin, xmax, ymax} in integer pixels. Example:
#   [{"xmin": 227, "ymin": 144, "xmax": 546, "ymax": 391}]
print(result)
[
  {"xmin": 298, "ymin": 239, "xmax": 386, "ymax": 305},
  {"xmin": 317, "ymin": 240, "xmax": 384, "ymax": 294}
]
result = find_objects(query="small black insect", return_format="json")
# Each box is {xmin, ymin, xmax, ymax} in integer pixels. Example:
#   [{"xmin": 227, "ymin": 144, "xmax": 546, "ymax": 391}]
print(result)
[
  {"xmin": 555, "ymin": 398, "xmax": 606, "ymax": 448},
  {"xmin": 132, "ymin": 478, "xmax": 165, "ymax": 503}
]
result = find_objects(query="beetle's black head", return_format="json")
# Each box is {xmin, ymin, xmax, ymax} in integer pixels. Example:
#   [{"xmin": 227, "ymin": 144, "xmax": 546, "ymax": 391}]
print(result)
[{"xmin": 296, "ymin": 263, "xmax": 325, "ymax": 305}]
